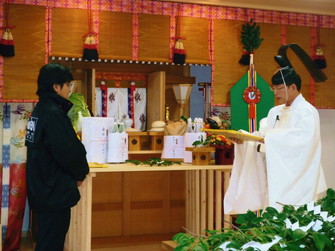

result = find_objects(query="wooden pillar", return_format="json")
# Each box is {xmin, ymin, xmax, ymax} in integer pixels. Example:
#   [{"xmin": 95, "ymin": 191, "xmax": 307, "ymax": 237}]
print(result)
[
  {"xmin": 200, "ymin": 170, "xmax": 207, "ymax": 235},
  {"xmin": 65, "ymin": 172, "xmax": 96, "ymax": 251},
  {"xmin": 215, "ymin": 171, "xmax": 222, "ymax": 230},
  {"xmin": 207, "ymin": 170, "xmax": 214, "ymax": 230},
  {"xmin": 185, "ymin": 168, "xmax": 231, "ymax": 235}
]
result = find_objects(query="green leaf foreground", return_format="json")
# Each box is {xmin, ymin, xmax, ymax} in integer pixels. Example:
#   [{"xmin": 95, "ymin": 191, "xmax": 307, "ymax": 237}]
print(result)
[
  {"xmin": 126, "ymin": 158, "xmax": 181, "ymax": 166},
  {"xmin": 172, "ymin": 188, "xmax": 335, "ymax": 251}
]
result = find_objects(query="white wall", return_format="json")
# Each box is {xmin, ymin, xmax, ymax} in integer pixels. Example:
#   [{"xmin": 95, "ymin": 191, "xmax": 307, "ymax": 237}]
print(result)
[{"xmin": 319, "ymin": 109, "xmax": 335, "ymax": 189}]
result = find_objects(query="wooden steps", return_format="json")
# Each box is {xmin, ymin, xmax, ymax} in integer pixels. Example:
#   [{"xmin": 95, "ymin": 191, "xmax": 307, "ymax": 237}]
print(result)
[{"xmin": 162, "ymin": 240, "xmax": 177, "ymax": 250}]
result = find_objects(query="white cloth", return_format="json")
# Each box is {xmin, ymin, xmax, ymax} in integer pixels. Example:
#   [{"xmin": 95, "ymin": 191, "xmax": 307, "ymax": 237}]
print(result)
[
  {"xmin": 107, "ymin": 88, "xmax": 128, "ymax": 122},
  {"xmin": 224, "ymin": 136, "xmax": 268, "ymax": 214},
  {"xmin": 133, "ymin": 88, "xmax": 146, "ymax": 131},
  {"xmin": 224, "ymin": 94, "xmax": 327, "ymax": 214},
  {"xmin": 95, "ymin": 88, "xmax": 102, "ymax": 117}
]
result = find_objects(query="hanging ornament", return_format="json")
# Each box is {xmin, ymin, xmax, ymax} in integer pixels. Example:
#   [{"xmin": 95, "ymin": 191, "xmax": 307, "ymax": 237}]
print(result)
[
  {"xmin": 172, "ymin": 11, "xmax": 186, "ymax": 65},
  {"xmin": 275, "ymin": 44, "xmax": 327, "ymax": 83},
  {"xmin": 82, "ymin": 33, "xmax": 98, "ymax": 60},
  {"xmin": 243, "ymin": 86, "xmax": 261, "ymax": 119},
  {"xmin": 0, "ymin": 1, "xmax": 15, "ymax": 57},
  {"xmin": 243, "ymin": 54, "xmax": 261, "ymax": 131},
  {"xmin": 239, "ymin": 19, "xmax": 263, "ymax": 65},
  {"xmin": 82, "ymin": 0, "xmax": 98, "ymax": 61},
  {"xmin": 0, "ymin": 29, "xmax": 15, "ymax": 57},
  {"xmin": 312, "ymin": 18, "xmax": 326, "ymax": 69},
  {"xmin": 173, "ymin": 38, "xmax": 186, "ymax": 64},
  {"xmin": 313, "ymin": 47, "xmax": 326, "ymax": 69}
]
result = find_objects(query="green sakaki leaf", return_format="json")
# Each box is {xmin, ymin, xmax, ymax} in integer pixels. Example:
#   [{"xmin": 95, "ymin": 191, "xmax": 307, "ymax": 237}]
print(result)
[
  {"xmin": 285, "ymin": 243, "xmax": 304, "ymax": 251},
  {"xmin": 235, "ymin": 214, "xmax": 248, "ymax": 225},
  {"xmin": 194, "ymin": 241, "xmax": 210, "ymax": 251},
  {"xmin": 174, "ymin": 245, "xmax": 191, "ymax": 251},
  {"xmin": 292, "ymin": 229, "xmax": 308, "ymax": 241},
  {"xmin": 178, "ymin": 240, "xmax": 193, "ymax": 247},
  {"xmin": 312, "ymin": 233, "xmax": 326, "ymax": 251},
  {"xmin": 245, "ymin": 247, "xmax": 256, "ymax": 251},
  {"xmin": 172, "ymin": 233, "xmax": 191, "ymax": 243},
  {"xmin": 227, "ymin": 239, "xmax": 243, "ymax": 249},
  {"xmin": 326, "ymin": 188, "xmax": 335, "ymax": 199}
]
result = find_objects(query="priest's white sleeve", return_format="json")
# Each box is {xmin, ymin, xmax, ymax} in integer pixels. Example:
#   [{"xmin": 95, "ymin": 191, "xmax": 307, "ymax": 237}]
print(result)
[{"xmin": 223, "ymin": 141, "xmax": 268, "ymax": 215}]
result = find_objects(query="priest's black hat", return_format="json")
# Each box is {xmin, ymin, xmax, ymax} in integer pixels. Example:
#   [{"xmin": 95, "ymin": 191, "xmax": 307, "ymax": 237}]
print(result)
[{"xmin": 271, "ymin": 66, "xmax": 301, "ymax": 91}]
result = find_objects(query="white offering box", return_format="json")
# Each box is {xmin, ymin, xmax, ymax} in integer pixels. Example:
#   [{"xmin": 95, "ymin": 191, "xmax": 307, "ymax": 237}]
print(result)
[
  {"xmin": 161, "ymin": 136, "xmax": 184, "ymax": 160},
  {"xmin": 107, "ymin": 132, "xmax": 128, "ymax": 163},
  {"xmin": 81, "ymin": 117, "xmax": 114, "ymax": 163},
  {"xmin": 183, "ymin": 132, "xmax": 207, "ymax": 163}
]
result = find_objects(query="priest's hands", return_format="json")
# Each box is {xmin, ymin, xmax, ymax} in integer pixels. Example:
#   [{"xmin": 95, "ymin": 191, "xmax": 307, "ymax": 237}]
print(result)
[
  {"xmin": 228, "ymin": 138, "xmax": 264, "ymax": 144},
  {"xmin": 228, "ymin": 137, "xmax": 243, "ymax": 144}
]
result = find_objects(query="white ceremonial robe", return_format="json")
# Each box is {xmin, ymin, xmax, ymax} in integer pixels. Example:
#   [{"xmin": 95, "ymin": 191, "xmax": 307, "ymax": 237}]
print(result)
[
  {"xmin": 223, "ymin": 137, "xmax": 268, "ymax": 214},
  {"xmin": 224, "ymin": 94, "xmax": 327, "ymax": 214}
]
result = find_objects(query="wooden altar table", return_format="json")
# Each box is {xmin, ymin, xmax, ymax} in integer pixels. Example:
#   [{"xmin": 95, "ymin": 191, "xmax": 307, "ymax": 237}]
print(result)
[{"xmin": 64, "ymin": 163, "xmax": 232, "ymax": 251}]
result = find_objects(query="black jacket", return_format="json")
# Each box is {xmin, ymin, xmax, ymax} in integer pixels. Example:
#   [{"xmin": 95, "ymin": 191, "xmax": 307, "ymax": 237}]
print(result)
[{"xmin": 25, "ymin": 93, "xmax": 89, "ymax": 212}]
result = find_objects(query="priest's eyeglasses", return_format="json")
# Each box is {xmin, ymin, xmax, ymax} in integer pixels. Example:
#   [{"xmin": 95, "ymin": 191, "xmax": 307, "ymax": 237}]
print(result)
[{"xmin": 270, "ymin": 86, "xmax": 285, "ymax": 93}]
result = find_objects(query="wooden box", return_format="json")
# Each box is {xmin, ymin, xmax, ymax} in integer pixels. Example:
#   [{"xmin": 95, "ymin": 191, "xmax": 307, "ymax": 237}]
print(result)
[
  {"xmin": 185, "ymin": 147, "xmax": 215, "ymax": 165},
  {"xmin": 126, "ymin": 131, "xmax": 148, "ymax": 151},
  {"xmin": 214, "ymin": 145, "xmax": 234, "ymax": 165},
  {"xmin": 148, "ymin": 131, "xmax": 164, "ymax": 150}
]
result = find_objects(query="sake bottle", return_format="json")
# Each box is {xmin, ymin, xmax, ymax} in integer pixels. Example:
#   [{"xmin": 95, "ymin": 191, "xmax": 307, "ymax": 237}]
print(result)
[
  {"xmin": 111, "ymin": 121, "xmax": 118, "ymax": 133},
  {"xmin": 187, "ymin": 117, "xmax": 193, "ymax": 133},
  {"xmin": 194, "ymin": 118, "xmax": 200, "ymax": 133},
  {"xmin": 118, "ymin": 122, "xmax": 125, "ymax": 133},
  {"xmin": 198, "ymin": 118, "xmax": 204, "ymax": 131}
]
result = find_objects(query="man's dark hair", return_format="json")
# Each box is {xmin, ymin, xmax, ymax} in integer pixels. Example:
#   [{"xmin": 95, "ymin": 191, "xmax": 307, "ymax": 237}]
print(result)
[
  {"xmin": 271, "ymin": 67, "xmax": 301, "ymax": 91},
  {"xmin": 36, "ymin": 63, "xmax": 73, "ymax": 97}
]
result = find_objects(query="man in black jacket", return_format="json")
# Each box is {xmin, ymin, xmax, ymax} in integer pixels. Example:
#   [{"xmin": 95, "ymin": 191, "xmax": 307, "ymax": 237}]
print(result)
[{"xmin": 25, "ymin": 63, "xmax": 89, "ymax": 251}]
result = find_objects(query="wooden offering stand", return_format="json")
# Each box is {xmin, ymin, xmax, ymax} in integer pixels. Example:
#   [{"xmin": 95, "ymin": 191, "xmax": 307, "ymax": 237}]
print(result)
[{"xmin": 185, "ymin": 147, "xmax": 215, "ymax": 165}]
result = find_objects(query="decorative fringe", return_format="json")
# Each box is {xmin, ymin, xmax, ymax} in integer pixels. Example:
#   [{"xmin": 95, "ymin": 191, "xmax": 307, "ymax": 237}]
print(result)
[
  {"xmin": 173, "ymin": 39, "xmax": 186, "ymax": 65},
  {"xmin": 0, "ymin": 29, "xmax": 14, "ymax": 57},
  {"xmin": 82, "ymin": 34, "xmax": 98, "ymax": 61},
  {"xmin": 313, "ymin": 47, "xmax": 327, "ymax": 69},
  {"xmin": 239, "ymin": 52, "xmax": 250, "ymax": 65}
]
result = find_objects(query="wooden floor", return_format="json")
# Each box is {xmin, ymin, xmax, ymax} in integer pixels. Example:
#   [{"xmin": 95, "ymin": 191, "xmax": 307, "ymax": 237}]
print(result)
[{"xmin": 20, "ymin": 233, "xmax": 175, "ymax": 251}]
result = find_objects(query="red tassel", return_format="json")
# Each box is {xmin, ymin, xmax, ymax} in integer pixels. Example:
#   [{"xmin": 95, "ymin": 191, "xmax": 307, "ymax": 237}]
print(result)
[
  {"xmin": 0, "ymin": 29, "xmax": 15, "ymax": 57},
  {"xmin": 313, "ymin": 47, "xmax": 326, "ymax": 69},
  {"xmin": 173, "ymin": 39, "xmax": 186, "ymax": 64},
  {"xmin": 82, "ymin": 34, "xmax": 98, "ymax": 61}
]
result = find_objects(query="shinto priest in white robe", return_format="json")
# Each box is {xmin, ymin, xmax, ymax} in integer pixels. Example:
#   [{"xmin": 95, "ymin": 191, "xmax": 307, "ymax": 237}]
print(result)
[{"xmin": 224, "ymin": 94, "xmax": 327, "ymax": 214}]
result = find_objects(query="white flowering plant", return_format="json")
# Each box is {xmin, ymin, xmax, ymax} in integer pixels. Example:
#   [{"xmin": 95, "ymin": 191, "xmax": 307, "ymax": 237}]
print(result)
[{"xmin": 172, "ymin": 188, "xmax": 335, "ymax": 251}]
